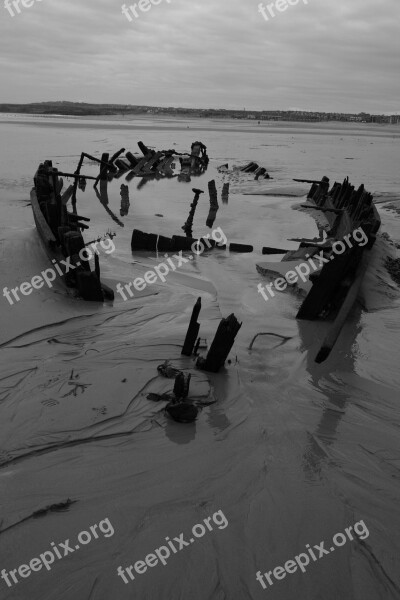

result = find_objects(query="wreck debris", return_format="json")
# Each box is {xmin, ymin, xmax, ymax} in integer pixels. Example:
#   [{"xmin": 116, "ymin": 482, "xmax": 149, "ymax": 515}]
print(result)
[
  {"xmin": 206, "ymin": 180, "xmax": 219, "ymax": 228},
  {"xmin": 182, "ymin": 188, "xmax": 204, "ymax": 236},
  {"xmin": 166, "ymin": 372, "xmax": 198, "ymax": 423},
  {"xmin": 131, "ymin": 230, "xmax": 214, "ymax": 253},
  {"xmin": 181, "ymin": 297, "xmax": 202, "ymax": 356},
  {"xmin": 256, "ymin": 175, "xmax": 381, "ymax": 362},
  {"xmin": 196, "ymin": 314, "xmax": 242, "ymax": 373},
  {"xmin": 262, "ymin": 246, "xmax": 290, "ymax": 255},
  {"xmin": 157, "ymin": 361, "xmax": 181, "ymax": 378},
  {"xmin": 229, "ymin": 243, "xmax": 253, "ymax": 253},
  {"xmin": 32, "ymin": 162, "xmax": 113, "ymax": 301},
  {"xmin": 120, "ymin": 184, "xmax": 130, "ymax": 216},
  {"xmin": 221, "ymin": 182, "xmax": 230, "ymax": 204},
  {"xmin": 241, "ymin": 162, "xmax": 259, "ymax": 173},
  {"xmin": 240, "ymin": 162, "xmax": 270, "ymax": 179},
  {"xmin": 173, "ymin": 372, "xmax": 191, "ymax": 399},
  {"xmin": 166, "ymin": 401, "xmax": 199, "ymax": 423}
]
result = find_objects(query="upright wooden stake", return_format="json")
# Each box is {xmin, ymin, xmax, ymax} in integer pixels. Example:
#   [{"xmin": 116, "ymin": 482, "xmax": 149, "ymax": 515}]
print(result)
[
  {"xmin": 181, "ymin": 297, "xmax": 202, "ymax": 356},
  {"xmin": 197, "ymin": 314, "xmax": 242, "ymax": 372}
]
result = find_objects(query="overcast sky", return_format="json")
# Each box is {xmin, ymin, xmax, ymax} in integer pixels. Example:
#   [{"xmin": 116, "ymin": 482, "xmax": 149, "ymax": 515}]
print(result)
[{"xmin": 0, "ymin": 0, "xmax": 399, "ymax": 113}]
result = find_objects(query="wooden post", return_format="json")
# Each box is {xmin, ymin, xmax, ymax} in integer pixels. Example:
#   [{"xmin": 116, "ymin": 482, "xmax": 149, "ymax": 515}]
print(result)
[
  {"xmin": 94, "ymin": 253, "xmax": 100, "ymax": 280},
  {"xmin": 182, "ymin": 188, "xmax": 204, "ymax": 236},
  {"xmin": 196, "ymin": 314, "xmax": 242, "ymax": 372},
  {"xmin": 221, "ymin": 183, "xmax": 230, "ymax": 204},
  {"xmin": 173, "ymin": 372, "xmax": 191, "ymax": 399},
  {"xmin": 72, "ymin": 153, "xmax": 85, "ymax": 206},
  {"xmin": 206, "ymin": 180, "xmax": 219, "ymax": 227},
  {"xmin": 99, "ymin": 153, "xmax": 109, "ymax": 181},
  {"xmin": 50, "ymin": 168, "xmax": 63, "ymax": 228},
  {"xmin": 208, "ymin": 180, "xmax": 218, "ymax": 207},
  {"xmin": 181, "ymin": 297, "xmax": 202, "ymax": 356},
  {"xmin": 138, "ymin": 141, "xmax": 154, "ymax": 156},
  {"xmin": 109, "ymin": 148, "xmax": 126, "ymax": 170}
]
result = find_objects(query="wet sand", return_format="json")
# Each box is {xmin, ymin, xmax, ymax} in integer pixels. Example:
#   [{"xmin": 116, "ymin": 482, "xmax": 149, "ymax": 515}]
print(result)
[{"xmin": 0, "ymin": 116, "xmax": 400, "ymax": 600}]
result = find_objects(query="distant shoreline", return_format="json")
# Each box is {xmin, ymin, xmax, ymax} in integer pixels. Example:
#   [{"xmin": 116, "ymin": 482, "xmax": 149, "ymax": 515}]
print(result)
[
  {"xmin": 1, "ymin": 113, "xmax": 399, "ymax": 139},
  {"xmin": 0, "ymin": 102, "xmax": 399, "ymax": 125}
]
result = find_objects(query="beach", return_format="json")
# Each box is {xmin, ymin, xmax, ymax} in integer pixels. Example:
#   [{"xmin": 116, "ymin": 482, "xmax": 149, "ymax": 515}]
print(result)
[{"xmin": 1, "ymin": 114, "xmax": 400, "ymax": 599}]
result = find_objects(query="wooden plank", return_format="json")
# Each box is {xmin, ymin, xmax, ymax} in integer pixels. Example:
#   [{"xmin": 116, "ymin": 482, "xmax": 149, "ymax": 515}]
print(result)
[
  {"xmin": 30, "ymin": 188, "xmax": 57, "ymax": 247},
  {"xmin": 296, "ymin": 248, "xmax": 358, "ymax": 320},
  {"xmin": 132, "ymin": 154, "xmax": 154, "ymax": 175},
  {"xmin": 141, "ymin": 151, "xmax": 164, "ymax": 174},
  {"xmin": 315, "ymin": 250, "xmax": 370, "ymax": 363}
]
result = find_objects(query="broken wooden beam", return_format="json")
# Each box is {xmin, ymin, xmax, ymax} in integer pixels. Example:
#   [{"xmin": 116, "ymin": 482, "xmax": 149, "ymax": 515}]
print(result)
[
  {"xmin": 196, "ymin": 314, "xmax": 242, "ymax": 372},
  {"xmin": 221, "ymin": 182, "xmax": 230, "ymax": 204},
  {"xmin": 183, "ymin": 188, "xmax": 204, "ymax": 236},
  {"xmin": 181, "ymin": 297, "xmax": 202, "ymax": 356},
  {"xmin": 99, "ymin": 153, "xmax": 109, "ymax": 181},
  {"xmin": 57, "ymin": 172, "xmax": 98, "ymax": 180},
  {"xmin": 173, "ymin": 372, "xmax": 191, "ymax": 399}
]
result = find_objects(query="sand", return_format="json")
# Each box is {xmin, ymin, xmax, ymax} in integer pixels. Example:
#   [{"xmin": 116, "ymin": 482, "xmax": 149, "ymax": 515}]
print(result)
[{"xmin": 1, "ymin": 116, "xmax": 400, "ymax": 600}]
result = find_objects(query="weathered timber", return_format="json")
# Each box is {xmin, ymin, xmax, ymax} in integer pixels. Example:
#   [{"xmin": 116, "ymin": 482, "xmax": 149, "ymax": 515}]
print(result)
[
  {"xmin": 255, "ymin": 167, "xmax": 267, "ymax": 180},
  {"xmin": 141, "ymin": 151, "xmax": 164, "ymax": 174},
  {"xmin": 229, "ymin": 243, "xmax": 253, "ymax": 253},
  {"xmin": 221, "ymin": 182, "xmax": 230, "ymax": 204},
  {"xmin": 132, "ymin": 154, "xmax": 154, "ymax": 175},
  {"xmin": 183, "ymin": 188, "xmax": 204, "ymax": 236},
  {"xmin": 138, "ymin": 141, "xmax": 154, "ymax": 157},
  {"xmin": 293, "ymin": 178, "xmax": 326, "ymax": 184},
  {"xmin": 241, "ymin": 162, "xmax": 259, "ymax": 173},
  {"xmin": 181, "ymin": 297, "xmax": 202, "ymax": 356},
  {"xmin": 115, "ymin": 158, "xmax": 130, "ymax": 172},
  {"xmin": 109, "ymin": 148, "xmax": 126, "ymax": 167},
  {"xmin": 262, "ymin": 246, "xmax": 290, "ymax": 255},
  {"xmin": 315, "ymin": 249, "xmax": 369, "ymax": 363},
  {"xmin": 173, "ymin": 372, "xmax": 191, "ymax": 399},
  {"xmin": 196, "ymin": 314, "xmax": 242, "ymax": 372},
  {"xmin": 125, "ymin": 151, "xmax": 139, "ymax": 168},
  {"xmin": 166, "ymin": 401, "xmax": 199, "ymax": 423},
  {"xmin": 61, "ymin": 184, "xmax": 74, "ymax": 205},
  {"xmin": 99, "ymin": 153, "xmax": 109, "ymax": 181},
  {"xmin": 57, "ymin": 172, "xmax": 98, "ymax": 180}
]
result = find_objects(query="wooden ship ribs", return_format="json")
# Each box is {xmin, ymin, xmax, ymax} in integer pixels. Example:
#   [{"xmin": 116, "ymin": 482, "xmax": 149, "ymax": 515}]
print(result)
[
  {"xmin": 31, "ymin": 140, "xmax": 209, "ymax": 301},
  {"xmin": 32, "ymin": 160, "xmax": 114, "ymax": 302},
  {"xmin": 257, "ymin": 176, "xmax": 381, "ymax": 363},
  {"xmin": 98, "ymin": 140, "xmax": 209, "ymax": 182},
  {"xmin": 295, "ymin": 176, "xmax": 381, "ymax": 362}
]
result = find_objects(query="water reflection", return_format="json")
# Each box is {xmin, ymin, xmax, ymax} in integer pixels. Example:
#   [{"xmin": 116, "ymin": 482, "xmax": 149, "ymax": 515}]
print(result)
[
  {"xmin": 297, "ymin": 311, "xmax": 362, "ymax": 479},
  {"xmin": 94, "ymin": 179, "xmax": 125, "ymax": 227},
  {"xmin": 165, "ymin": 419, "xmax": 197, "ymax": 445},
  {"xmin": 120, "ymin": 184, "xmax": 130, "ymax": 217}
]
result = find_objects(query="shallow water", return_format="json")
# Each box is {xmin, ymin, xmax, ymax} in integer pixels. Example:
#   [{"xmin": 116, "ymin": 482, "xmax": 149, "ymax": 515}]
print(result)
[{"xmin": 0, "ymin": 115, "xmax": 399, "ymax": 600}]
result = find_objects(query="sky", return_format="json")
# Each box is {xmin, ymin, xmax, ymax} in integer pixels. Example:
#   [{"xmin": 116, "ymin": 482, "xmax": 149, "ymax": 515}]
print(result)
[{"xmin": 0, "ymin": 0, "xmax": 399, "ymax": 113}]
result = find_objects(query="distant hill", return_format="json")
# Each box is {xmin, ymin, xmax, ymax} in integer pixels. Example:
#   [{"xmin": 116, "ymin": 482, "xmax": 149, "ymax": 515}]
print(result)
[{"xmin": 0, "ymin": 102, "xmax": 399, "ymax": 123}]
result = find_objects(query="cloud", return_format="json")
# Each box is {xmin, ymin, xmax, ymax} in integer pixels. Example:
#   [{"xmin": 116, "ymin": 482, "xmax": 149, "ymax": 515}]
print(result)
[{"xmin": 0, "ymin": 0, "xmax": 399, "ymax": 112}]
